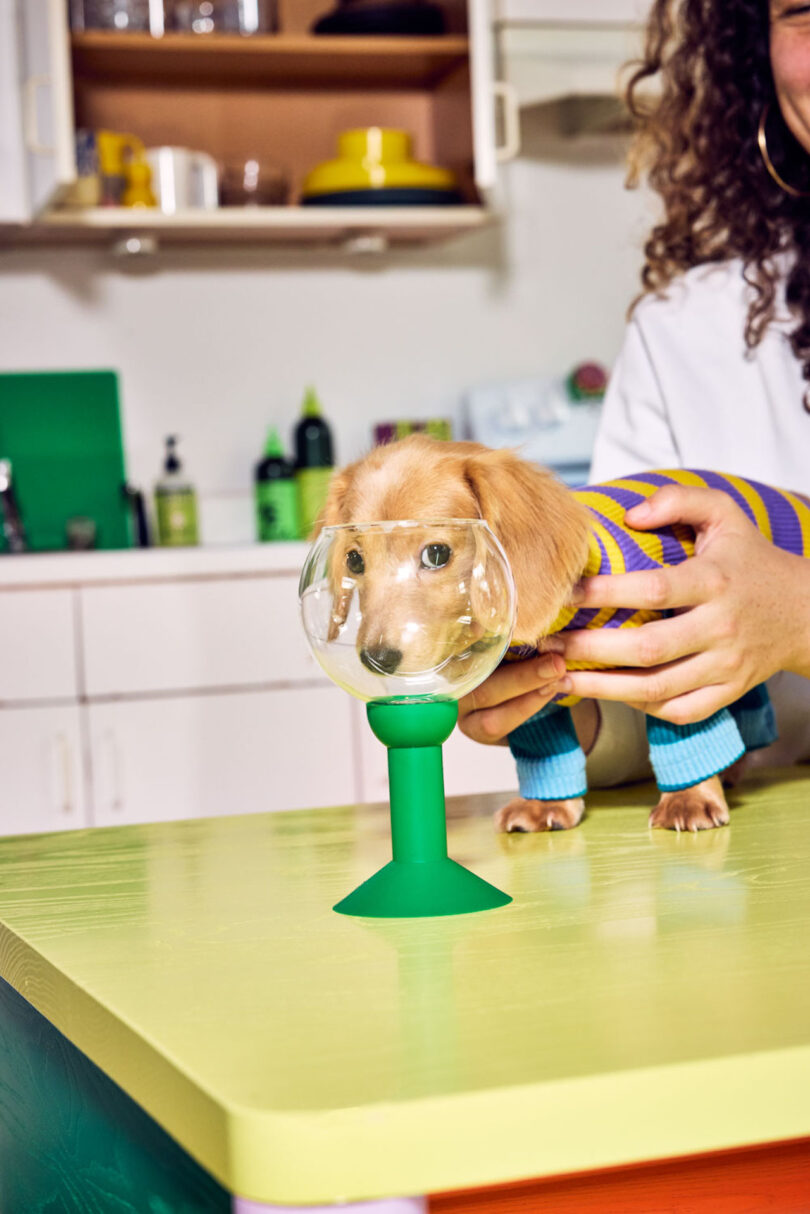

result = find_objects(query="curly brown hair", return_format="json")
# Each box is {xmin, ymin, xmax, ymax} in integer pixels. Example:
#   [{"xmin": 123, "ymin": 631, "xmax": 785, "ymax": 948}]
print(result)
[{"xmin": 626, "ymin": 0, "xmax": 810, "ymax": 408}]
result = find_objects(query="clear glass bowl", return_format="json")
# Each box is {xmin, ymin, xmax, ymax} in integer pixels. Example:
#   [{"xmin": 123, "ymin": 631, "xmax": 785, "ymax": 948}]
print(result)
[{"xmin": 299, "ymin": 519, "xmax": 516, "ymax": 703}]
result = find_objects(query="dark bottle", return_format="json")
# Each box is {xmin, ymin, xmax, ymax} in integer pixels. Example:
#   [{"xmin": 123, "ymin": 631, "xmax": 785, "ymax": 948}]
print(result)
[
  {"xmin": 294, "ymin": 387, "xmax": 334, "ymax": 539},
  {"xmin": 0, "ymin": 459, "xmax": 27, "ymax": 553},
  {"xmin": 255, "ymin": 428, "xmax": 298, "ymax": 542}
]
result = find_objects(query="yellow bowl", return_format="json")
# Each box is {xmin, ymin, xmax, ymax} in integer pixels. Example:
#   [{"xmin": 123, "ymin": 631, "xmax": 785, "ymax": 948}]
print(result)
[{"xmin": 301, "ymin": 128, "xmax": 457, "ymax": 196}]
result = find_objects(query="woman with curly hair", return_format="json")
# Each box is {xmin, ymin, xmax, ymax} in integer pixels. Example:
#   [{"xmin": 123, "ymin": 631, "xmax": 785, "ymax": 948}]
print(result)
[{"xmin": 458, "ymin": 0, "xmax": 810, "ymax": 778}]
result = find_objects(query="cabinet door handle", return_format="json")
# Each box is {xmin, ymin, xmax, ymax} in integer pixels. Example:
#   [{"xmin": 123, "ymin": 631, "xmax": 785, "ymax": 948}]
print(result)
[
  {"xmin": 50, "ymin": 732, "xmax": 73, "ymax": 815},
  {"xmin": 104, "ymin": 731, "xmax": 124, "ymax": 813},
  {"xmin": 23, "ymin": 75, "xmax": 54, "ymax": 157},
  {"xmin": 493, "ymin": 80, "xmax": 522, "ymax": 163}
]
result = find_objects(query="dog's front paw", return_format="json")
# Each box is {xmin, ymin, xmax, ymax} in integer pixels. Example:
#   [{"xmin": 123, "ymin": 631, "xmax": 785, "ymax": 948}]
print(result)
[
  {"xmin": 649, "ymin": 776, "xmax": 730, "ymax": 833},
  {"xmin": 495, "ymin": 797, "xmax": 585, "ymax": 833}
]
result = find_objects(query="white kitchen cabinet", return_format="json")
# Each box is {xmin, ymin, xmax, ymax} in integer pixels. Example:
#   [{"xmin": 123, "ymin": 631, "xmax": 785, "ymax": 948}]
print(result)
[
  {"xmin": 0, "ymin": 549, "xmax": 520, "ymax": 834},
  {"xmin": 0, "ymin": 0, "xmax": 75, "ymax": 221},
  {"xmin": 81, "ymin": 577, "xmax": 315, "ymax": 697},
  {"xmin": 0, "ymin": 0, "xmax": 516, "ymax": 249},
  {"xmin": 0, "ymin": 0, "xmax": 27, "ymax": 220},
  {"xmin": 494, "ymin": 1, "xmax": 648, "ymax": 22},
  {"xmin": 87, "ymin": 685, "xmax": 357, "ymax": 826},
  {"xmin": 0, "ymin": 589, "xmax": 77, "ymax": 702},
  {"xmin": 0, "ymin": 705, "xmax": 87, "ymax": 834},
  {"xmin": 495, "ymin": 0, "xmax": 649, "ymax": 116}
]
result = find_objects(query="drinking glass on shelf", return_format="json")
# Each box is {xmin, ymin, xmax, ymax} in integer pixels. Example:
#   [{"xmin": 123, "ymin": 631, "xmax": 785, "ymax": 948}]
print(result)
[
  {"xmin": 80, "ymin": 0, "xmax": 153, "ymax": 30},
  {"xmin": 167, "ymin": 0, "xmax": 277, "ymax": 33},
  {"xmin": 219, "ymin": 159, "xmax": 289, "ymax": 206},
  {"xmin": 146, "ymin": 147, "xmax": 220, "ymax": 212}
]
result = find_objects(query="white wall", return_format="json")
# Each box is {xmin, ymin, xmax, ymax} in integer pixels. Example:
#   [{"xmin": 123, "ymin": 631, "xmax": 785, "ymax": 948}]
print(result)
[{"xmin": 0, "ymin": 117, "xmax": 655, "ymax": 542}]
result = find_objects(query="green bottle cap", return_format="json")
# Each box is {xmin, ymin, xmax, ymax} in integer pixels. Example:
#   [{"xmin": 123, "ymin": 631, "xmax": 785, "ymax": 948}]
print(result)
[
  {"xmin": 263, "ymin": 426, "xmax": 285, "ymax": 457},
  {"xmin": 301, "ymin": 387, "xmax": 322, "ymax": 418}
]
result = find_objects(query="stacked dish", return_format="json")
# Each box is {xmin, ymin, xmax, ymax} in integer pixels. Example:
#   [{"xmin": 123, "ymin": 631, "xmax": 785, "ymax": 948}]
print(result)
[{"xmin": 300, "ymin": 128, "xmax": 463, "ymax": 206}]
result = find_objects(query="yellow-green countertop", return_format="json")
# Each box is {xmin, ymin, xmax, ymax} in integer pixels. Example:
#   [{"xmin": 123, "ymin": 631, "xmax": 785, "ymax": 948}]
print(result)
[{"xmin": 1, "ymin": 768, "xmax": 809, "ymax": 1206}]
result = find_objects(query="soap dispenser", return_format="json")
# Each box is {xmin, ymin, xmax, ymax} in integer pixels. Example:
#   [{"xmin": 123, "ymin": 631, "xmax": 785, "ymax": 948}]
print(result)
[{"xmin": 155, "ymin": 435, "xmax": 199, "ymax": 547}]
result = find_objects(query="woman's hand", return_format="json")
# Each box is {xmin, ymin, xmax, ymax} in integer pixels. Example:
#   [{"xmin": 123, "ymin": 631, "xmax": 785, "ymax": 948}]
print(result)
[
  {"xmin": 554, "ymin": 484, "xmax": 810, "ymax": 724},
  {"xmin": 457, "ymin": 653, "xmax": 570, "ymax": 745}
]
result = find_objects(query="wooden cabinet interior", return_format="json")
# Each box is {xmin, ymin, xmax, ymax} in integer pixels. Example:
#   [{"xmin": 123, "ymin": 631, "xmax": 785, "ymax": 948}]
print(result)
[
  {"xmin": 69, "ymin": 0, "xmax": 479, "ymax": 208},
  {"xmin": 278, "ymin": 0, "xmax": 469, "ymax": 35}
]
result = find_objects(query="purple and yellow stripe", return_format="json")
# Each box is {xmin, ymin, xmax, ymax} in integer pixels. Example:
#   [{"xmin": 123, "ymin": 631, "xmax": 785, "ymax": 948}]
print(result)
[{"xmin": 507, "ymin": 468, "xmax": 810, "ymax": 667}]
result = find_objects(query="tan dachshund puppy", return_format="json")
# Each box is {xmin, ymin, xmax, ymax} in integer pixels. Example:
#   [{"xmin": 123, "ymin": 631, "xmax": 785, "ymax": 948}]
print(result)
[{"xmin": 316, "ymin": 434, "xmax": 773, "ymax": 833}]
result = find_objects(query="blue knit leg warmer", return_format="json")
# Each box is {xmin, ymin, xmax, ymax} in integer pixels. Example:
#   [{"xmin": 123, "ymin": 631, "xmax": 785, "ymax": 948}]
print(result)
[
  {"xmin": 646, "ymin": 709, "xmax": 745, "ymax": 792},
  {"xmin": 508, "ymin": 705, "xmax": 587, "ymax": 801},
  {"xmin": 727, "ymin": 683, "xmax": 778, "ymax": 751}
]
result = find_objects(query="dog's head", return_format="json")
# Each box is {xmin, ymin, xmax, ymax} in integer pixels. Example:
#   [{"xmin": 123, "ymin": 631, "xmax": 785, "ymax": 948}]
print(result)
[{"xmin": 313, "ymin": 435, "xmax": 590, "ymax": 675}]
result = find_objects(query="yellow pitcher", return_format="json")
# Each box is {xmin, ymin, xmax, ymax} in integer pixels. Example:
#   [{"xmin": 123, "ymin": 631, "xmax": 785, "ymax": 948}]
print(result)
[{"xmin": 96, "ymin": 130, "xmax": 145, "ymax": 205}]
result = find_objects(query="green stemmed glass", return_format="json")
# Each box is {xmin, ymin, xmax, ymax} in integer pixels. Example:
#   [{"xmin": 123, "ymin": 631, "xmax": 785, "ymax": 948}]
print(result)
[{"xmin": 299, "ymin": 518, "xmax": 516, "ymax": 919}]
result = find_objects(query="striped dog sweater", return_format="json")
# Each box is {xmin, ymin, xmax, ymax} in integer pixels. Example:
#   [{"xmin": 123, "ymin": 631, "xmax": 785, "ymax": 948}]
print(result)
[{"xmin": 505, "ymin": 470, "xmax": 810, "ymax": 798}]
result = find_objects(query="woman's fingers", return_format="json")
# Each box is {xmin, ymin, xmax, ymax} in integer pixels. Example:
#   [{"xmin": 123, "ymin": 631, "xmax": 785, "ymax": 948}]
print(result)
[
  {"xmin": 458, "ymin": 654, "xmax": 568, "ymax": 744},
  {"xmin": 571, "ymin": 484, "xmax": 747, "ymax": 614},
  {"xmin": 564, "ymin": 648, "xmax": 738, "ymax": 716},
  {"xmin": 636, "ymin": 682, "xmax": 742, "ymax": 725},
  {"xmin": 624, "ymin": 483, "xmax": 740, "ymax": 535},
  {"xmin": 462, "ymin": 654, "xmax": 565, "ymax": 712},
  {"xmin": 461, "ymin": 686, "xmax": 564, "ymax": 744},
  {"xmin": 572, "ymin": 557, "xmax": 725, "ymax": 614},
  {"xmin": 559, "ymin": 607, "xmax": 708, "ymax": 668}
]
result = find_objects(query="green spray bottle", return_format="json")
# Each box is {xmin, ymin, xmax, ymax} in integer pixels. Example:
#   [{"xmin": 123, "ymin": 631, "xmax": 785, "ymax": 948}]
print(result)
[
  {"xmin": 255, "ymin": 427, "xmax": 299, "ymax": 542},
  {"xmin": 294, "ymin": 387, "xmax": 334, "ymax": 539}
]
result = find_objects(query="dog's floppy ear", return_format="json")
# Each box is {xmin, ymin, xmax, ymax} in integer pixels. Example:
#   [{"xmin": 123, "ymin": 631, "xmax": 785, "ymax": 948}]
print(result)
[
  {"xmin": 311, "ymin": 467, "xmax": 352, "ymax": 538},
  {"xmin": 464, "ymin": 448, "xmax": 591, "ymax": 641},
  {"xmin": 310, "ymin": 466, "xmax": 356, "ymax": 640}
]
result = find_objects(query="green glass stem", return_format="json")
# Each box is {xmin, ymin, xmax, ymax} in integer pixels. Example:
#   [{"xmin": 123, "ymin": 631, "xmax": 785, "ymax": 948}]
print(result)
[
  {"xmin": 387, "ymin": 743, "xmax": 450, "ymax": 866},
  {"xmin": 332, "ymin": 699, "xmax": 512, "ymax": 919}
]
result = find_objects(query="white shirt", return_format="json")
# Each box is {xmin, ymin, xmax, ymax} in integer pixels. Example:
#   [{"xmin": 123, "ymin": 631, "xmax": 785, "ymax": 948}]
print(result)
[
  {"xmin": 591, "ymin": 259, "xmax": 809, "ymax": 494},
  {"xmin": 586, "ymin": 258, "xmax": 810, "ymax": 773}
]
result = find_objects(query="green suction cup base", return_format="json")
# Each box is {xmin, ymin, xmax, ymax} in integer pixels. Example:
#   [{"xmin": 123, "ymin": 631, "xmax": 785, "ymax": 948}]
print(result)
[{"xmin": 333, "ymin": 858, "xmax": 512, "ymax": 919}]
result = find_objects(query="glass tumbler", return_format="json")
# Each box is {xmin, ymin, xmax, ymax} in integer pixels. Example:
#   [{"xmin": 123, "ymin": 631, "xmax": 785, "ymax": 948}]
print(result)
[
  {"xmin": 168, "ymin": 0, "xmax": 277, "ymax": 33},
  {"xmin": 81, "ymin": 0, "xmax": 153, "ymax": 30}
]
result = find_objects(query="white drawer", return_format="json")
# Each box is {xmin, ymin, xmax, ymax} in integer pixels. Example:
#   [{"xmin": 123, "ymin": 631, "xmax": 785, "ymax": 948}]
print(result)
[
  {"xmin": 0, "ymin": 705, "xmax": 87, "ymax": 834},
  {"xmin": 88, "ymin": 686, "xmax": 357, "ymax": 823},
  {"xmin": 0, "ymin": 590, "xmax": 77, "ymax": 701},
  {"xmin": 81, "ymin": 576, "xmax": 317, "ymax": 697}
]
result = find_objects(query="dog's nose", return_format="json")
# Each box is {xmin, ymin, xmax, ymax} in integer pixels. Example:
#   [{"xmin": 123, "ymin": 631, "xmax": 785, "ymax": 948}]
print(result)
[{"xmin": 360, "ymin": 646, "xmax": 403, "ymax": 675}]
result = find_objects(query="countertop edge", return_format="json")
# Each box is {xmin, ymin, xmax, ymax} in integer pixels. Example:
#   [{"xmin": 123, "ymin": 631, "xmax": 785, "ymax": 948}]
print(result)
[
  {"xmin": 3, "ymin": 927, "xmax": 809, "ymax": 1203},
  {"xmin": 0, "ymin": 542, "xmax": 310, "ymax": 588}
]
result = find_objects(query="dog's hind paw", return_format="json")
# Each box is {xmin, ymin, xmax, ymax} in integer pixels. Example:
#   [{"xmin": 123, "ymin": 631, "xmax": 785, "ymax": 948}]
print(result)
[
  {"xmin": 649, "ymin": 776, "xmax": 730, "ymax": 833},
  {"xmin": 495, "ymin": 797, "xmax": 585, "ymax": 834}
]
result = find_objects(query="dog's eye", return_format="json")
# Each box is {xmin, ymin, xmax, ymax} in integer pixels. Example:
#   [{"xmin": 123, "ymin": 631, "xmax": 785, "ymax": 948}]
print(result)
[
  {"xmin": 346, "ymin": 549, "xmax": 365, "ymax": 575},
  {"xmin": 421, "ymin": 543, "xmax": 451, "ymax": 570}
]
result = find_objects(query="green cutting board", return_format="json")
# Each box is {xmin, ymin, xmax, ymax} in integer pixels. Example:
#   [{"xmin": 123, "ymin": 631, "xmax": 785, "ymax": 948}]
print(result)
[{"xmin": 0, "ymin": 370, "xmax": 132, "ymax": 552}]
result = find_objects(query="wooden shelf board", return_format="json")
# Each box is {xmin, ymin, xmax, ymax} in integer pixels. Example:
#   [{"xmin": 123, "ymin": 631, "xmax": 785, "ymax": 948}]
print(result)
[
  {"xmin": 70, "ymin": 32, "xmax": 470, "ymax": 88},
  {"xmin": 1, "ymin": 205, "xmax": 492, "ymax": 248}
]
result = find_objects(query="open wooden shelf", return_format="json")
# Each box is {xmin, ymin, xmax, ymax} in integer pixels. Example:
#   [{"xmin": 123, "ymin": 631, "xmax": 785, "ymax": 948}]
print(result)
[
  {"xmin": 71, "ymin": 32, "xmax": 470, "ymax": 89},
  {"xmin": 48, "ymin": 11, "xmax": 486, "ymax": 251},
  {"xmin": 23, "ymin": 204, "xmax": 491, "ymax": 249}
]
